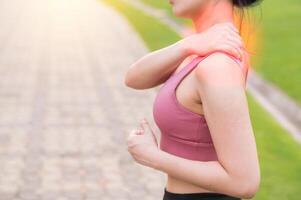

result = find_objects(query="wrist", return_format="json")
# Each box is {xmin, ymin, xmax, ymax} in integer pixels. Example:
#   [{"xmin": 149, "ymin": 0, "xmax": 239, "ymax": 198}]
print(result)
[
  {"xmin": 175, "ymin": 38, "xmax": 192, "ymax": 58},
  {"xmin": 179, "ymin": 35, "xmax": 209, "ymax": 57},
  {"xmin": 152, "ymin": 149, "xmax": 165, "ymax": 171}
]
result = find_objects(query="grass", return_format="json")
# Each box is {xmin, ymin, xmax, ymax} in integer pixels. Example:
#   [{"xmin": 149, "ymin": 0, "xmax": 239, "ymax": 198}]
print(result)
[
  {"xmin": 256, "ymin": 0, "xmax": 301, "ymax": 106},
  {"xmin": 102, "ymin": 0, "xmax": 301, "ymax": 199},
  {"xmin": 247, "ymin": 92, "xmax": 301, "ymax": 200}
]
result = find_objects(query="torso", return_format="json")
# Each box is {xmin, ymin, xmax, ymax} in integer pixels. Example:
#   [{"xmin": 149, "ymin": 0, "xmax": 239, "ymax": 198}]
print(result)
[
  {"xmin": 165, "ymin": 52, "xmax": 247, "ymax": 194},
  {"xmin": 166, "ymin": 54, "xmax": 214, "ymax": 193}
]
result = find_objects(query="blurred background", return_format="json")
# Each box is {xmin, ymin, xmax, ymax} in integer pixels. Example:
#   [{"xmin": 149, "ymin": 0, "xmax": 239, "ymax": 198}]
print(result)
[{"xmin": 0, "ymin": 0, "xmax": 300, "ymax": 199}]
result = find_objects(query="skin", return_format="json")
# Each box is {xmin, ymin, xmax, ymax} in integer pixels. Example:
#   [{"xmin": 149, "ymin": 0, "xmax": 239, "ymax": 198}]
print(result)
[
  {"xmin": 124, "ymin": 23, "xmax": 245, "ymax": 89},
  {"xmin": 126, "ymin": 0, "xmax": 260, "ymax": 199}
]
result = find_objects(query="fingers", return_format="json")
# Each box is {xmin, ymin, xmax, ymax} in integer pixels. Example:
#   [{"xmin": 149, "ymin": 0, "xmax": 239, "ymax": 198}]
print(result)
[
  {"xmin": 227, "ymin": 34, "xmax": 244, "ymax": 48},
  {"xmin": 216, "ymin": 43, "xmax": 243, "ymax": 61},
  {"xmin": 226, "ymin": 22, "xmax": 239, "ymax": 34},
  {"xmin": 139, "ymin": 118, "xmax": 159, "ymax": 147},
  {"xmin": 227, "ymin": 40, "xmax": 244, "ymax": 59},
  {"xmin": 135, "ymin": 128, "xmax": 144, "ymax": 135},
  {"xmin": 140, "ymin": 118, "xmax": 154, "ymax": 134},
  {"xmin": 221, "ymin": 23, "xmax": 243, "ymax": 44},
  {"xmin": 221, "ymin": 27, "xmax": 245, "ymax": 60},
  {"xmin": 207, "ymin": 22, "xmax": 246, "ymax": 61},
  {"xmin": 128, "ymin": 129, "xmax": 141, "ymax": 138},
  {"xmin": 127, "ymin": 130, "xmax": 136, "ymax": 147},
  {"xmin": 127, "ymin": 128, "xmax": 143, "ymax": 147},
  {"xmin": 140, "ymin": 117, "xmax": 148, "ymax": 127},
  {"xmin": 127, "ymin": 118, "xmax": 149, "ymax": 144},
  {"xmin": 139, "ymin": 118, "xmax": 146, "ymax": 127}
]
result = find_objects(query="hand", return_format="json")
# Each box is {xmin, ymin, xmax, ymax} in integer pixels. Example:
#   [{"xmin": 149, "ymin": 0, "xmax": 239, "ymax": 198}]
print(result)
[
  {"xmin": 126, "ymin": 118, "xmax": 160, "ymax": 169},
  {"xmin": 181, "ymin": 22, "xmax": 246, "ymax": 61}
]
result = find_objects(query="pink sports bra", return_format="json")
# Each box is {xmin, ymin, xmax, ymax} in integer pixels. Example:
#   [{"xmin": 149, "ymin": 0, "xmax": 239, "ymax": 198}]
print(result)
[{"xmin": 152, "ymin": 51, "xmax": 246, "ymax": 161}]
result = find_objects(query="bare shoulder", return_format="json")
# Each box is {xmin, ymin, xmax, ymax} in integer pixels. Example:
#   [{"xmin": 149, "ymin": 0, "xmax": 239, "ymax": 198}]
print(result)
[{"xmin": 194, "ymin": 52, "xmax": 246, "ymax": 87}]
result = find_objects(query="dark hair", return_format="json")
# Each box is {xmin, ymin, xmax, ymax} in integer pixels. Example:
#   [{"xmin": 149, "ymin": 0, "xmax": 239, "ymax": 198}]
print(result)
[
  {"xmin": 233, "ymin": 0, "xmax": 263, "ymax": 7},
  {"xmin": 232, "ymin": 0, "xmax": 263, "ymax": 56}
]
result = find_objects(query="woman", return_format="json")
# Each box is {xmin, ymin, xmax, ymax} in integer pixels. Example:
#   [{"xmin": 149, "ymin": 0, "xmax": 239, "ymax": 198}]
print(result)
[{"xmin": 125, "ymin": 0, "xmax": 261, "ymax": 199}]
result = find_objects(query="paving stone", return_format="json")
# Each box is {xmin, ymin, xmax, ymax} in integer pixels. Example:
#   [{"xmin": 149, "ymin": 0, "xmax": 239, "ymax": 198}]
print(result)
[{"xmin": 0, "ymin": 0, "xmax": 165, "ymax": 199}]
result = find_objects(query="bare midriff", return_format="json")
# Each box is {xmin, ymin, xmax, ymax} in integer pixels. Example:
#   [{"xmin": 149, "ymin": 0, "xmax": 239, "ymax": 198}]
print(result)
[{"xmin": 166, "ymin": 174, "xmax": 216, "ymax": 193}]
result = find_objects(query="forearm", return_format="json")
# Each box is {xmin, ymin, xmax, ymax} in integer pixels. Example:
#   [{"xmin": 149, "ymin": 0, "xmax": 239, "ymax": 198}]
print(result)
[
  {"xmin": 154, "ymin": 150, "xmax": 247, "ymax": 198},
  {"xmin": 125, "ymin": 39, "xmax": 189, "ymax": 89}
]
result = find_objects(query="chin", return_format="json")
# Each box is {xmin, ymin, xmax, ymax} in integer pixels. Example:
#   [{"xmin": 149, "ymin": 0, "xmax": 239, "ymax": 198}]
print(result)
[
  {"xmin": 171, "ymin": 1, "xmax": 202, "ymax": 19},
  {"xmin": 171, "ymin": 5, "xmax": 192, "ymax": 18}
]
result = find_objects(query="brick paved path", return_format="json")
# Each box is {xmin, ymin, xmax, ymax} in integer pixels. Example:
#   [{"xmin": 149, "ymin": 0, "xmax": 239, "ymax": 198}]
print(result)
[{"xmin": 0, "ymin": 0, "xmax": 165, "ymax": 199}]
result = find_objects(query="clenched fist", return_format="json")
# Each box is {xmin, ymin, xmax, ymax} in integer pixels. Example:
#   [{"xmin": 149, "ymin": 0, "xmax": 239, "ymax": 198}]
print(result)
[{"xmin": 126, "ymin": 118, "xmax": 161, "ymax": 169}]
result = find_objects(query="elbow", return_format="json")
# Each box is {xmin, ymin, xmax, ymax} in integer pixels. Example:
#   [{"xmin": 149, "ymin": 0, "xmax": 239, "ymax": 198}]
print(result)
[
  {"xmin": 124, "ymin": 71, "xmax": 150, "ymax": 90},
  {"xmin": 124, "ymin": 77, "xmax": 145, "ymax": 90},
  {"xmin": 236, "ymin": 174, "xmax": 261, "ymax": 199},
  {"xmin": 124, "ymin": 65, "xmax": 137, "ymax": 88},
  {"xmin": 124, "ymin": 71, "xmax": 140, "ymax": 89},
  {"xmin": 240, "ymin": 180, "xmax": 260, "ymax": 199},
  {"xmin": 124, "ymin": 74, "xmax": 133, "ymax": 88}
]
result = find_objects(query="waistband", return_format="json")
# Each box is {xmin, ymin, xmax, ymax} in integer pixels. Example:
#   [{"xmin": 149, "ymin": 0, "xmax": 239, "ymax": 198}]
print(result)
[{"xmin": 163, "ymin": 187, "xmax": 241, "ymax": 200}]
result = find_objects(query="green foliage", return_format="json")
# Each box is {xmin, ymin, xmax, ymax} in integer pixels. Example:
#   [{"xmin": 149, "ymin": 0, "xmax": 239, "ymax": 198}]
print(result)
[
  {"xmin": 257, "ymin": 0, "xmax": 301, "ymax": 106},
  {"xmin": 247, "ymin": 92, "xmax": 301, "ymax": 200}
]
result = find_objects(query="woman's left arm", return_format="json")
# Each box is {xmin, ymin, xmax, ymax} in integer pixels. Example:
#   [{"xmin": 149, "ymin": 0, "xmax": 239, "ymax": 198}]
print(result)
[{"xmin": 153, "ymin": 52, "xmax": 260, "ymax": 199}]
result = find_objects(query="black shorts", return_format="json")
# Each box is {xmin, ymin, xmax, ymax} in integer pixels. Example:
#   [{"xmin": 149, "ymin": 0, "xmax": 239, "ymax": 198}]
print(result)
[{"xmin": 163, "ymin": 187, "xmax": 241, "ymax": 200}]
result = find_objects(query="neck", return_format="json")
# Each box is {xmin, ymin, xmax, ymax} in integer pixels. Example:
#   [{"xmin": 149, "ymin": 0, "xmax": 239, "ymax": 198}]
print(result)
[{"xmin": 192, "ymin": 1, "xmax": 234, "ymax": 33}]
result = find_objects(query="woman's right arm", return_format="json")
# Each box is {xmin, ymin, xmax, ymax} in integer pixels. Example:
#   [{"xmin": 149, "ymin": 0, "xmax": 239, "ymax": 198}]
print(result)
[
  {"xmin": 124, "ymin": 40, "xmax": 190, "ymax": 89},
  {"xmin": 124, "ymin": 22, "xmax": 244, "ymax": 90}
]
